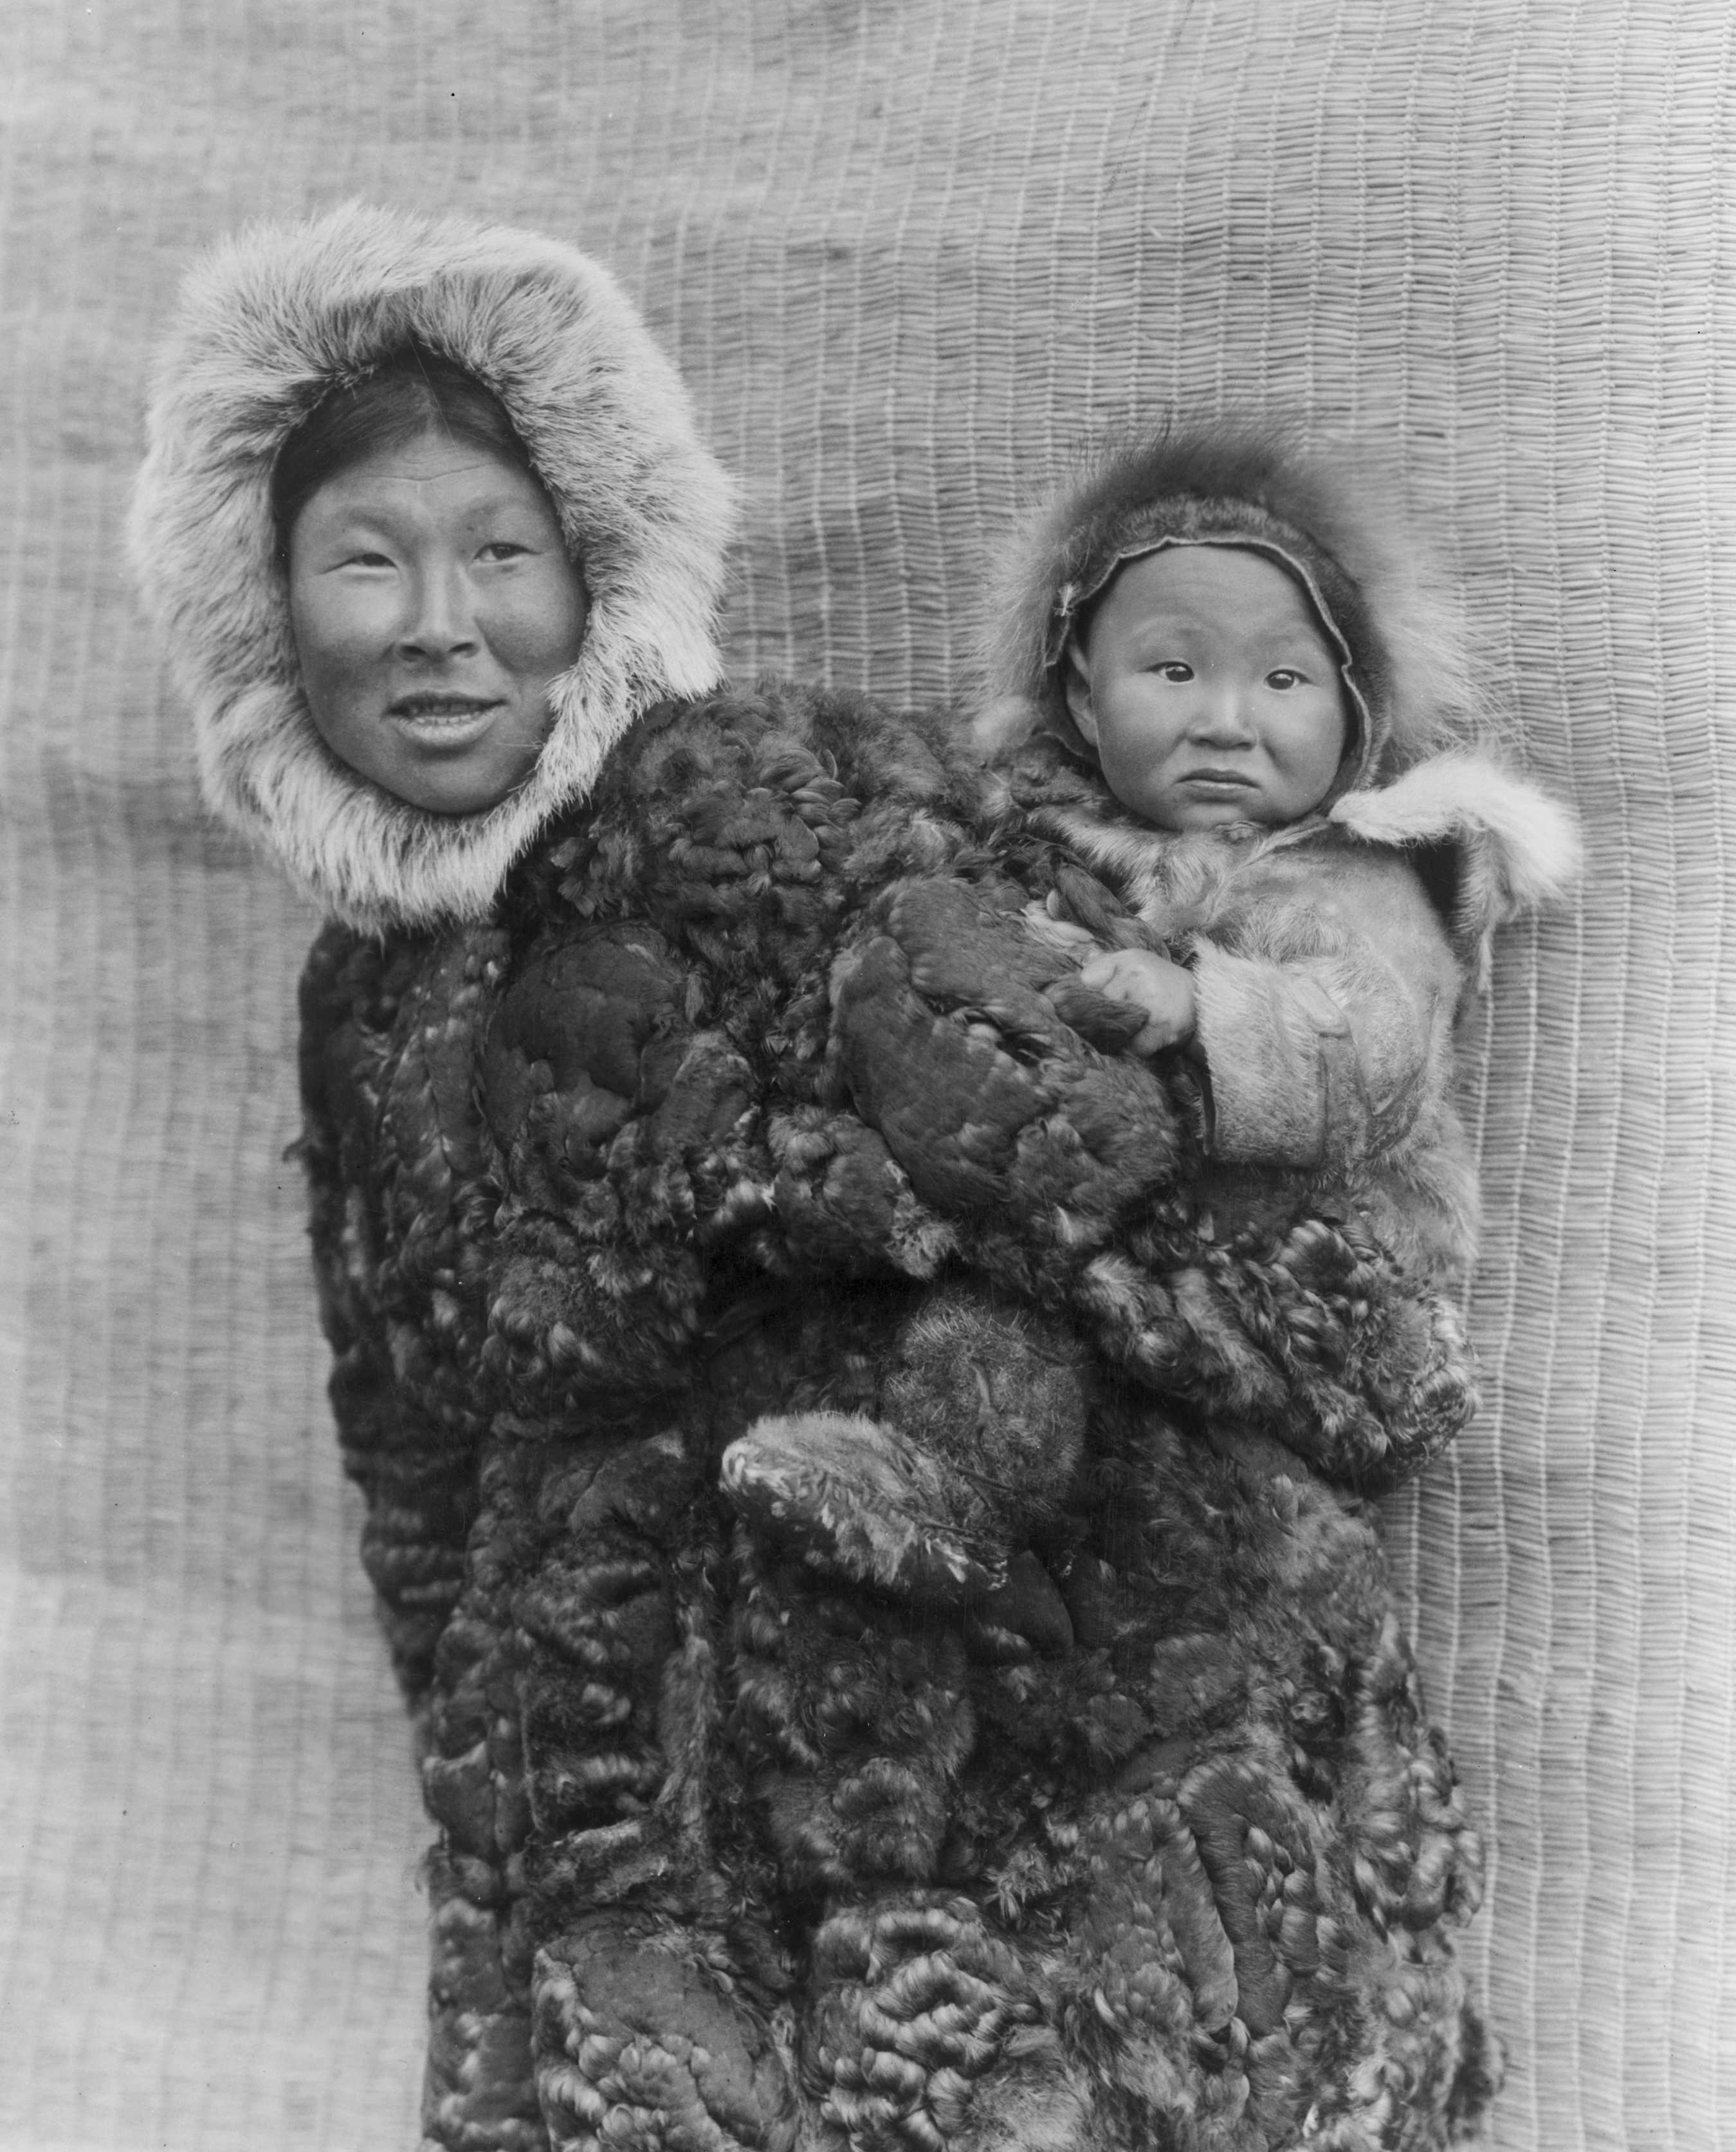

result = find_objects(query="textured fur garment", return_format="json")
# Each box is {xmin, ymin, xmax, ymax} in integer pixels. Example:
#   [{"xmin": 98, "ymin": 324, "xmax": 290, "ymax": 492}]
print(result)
[{"xmin": 297, "ymin": 682, "xmax": 1543, "ymax": 2150}]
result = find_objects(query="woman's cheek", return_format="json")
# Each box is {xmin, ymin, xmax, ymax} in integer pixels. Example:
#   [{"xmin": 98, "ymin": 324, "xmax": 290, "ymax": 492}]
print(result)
[
  {"xmin": 294, "ymin": 582, "xmax": 391, "ymax": 688},
  {"xmin": 306, "ymin": 627, "xmax": 384, "ymax": 717},
  {"xmin": 480, "ymin": 598, "xmax": 548, "ymax": 676},
  {"xmin": 483, "ymin": 566, "xmax": 588, "ymax": 678}
]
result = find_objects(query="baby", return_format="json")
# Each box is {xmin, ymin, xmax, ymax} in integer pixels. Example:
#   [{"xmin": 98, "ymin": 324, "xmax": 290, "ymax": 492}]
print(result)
[
  {"xmin": 723, "ymin": 418, "xmax": 1580, "ymax": 1651},
  {"xmin": 1053, "ymin": 537, "xmax": 1362, "ymax": 1050}
]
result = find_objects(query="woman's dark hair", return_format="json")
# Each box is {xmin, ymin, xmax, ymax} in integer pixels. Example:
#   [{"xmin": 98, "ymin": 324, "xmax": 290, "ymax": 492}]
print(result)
[{"xmin": 270, "ymin": 347, "xmax": 544, "ymax": 560}]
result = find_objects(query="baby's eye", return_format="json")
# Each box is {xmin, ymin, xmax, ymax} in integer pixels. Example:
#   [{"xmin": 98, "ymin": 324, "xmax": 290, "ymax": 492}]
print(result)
[
  {"xmin": 1152, "ymin": 661, "xmax": 1194, "ymax": 683},
  {"xmin": 1265, "ymin": 668, "xmax": 1306, "ymax": 690}
]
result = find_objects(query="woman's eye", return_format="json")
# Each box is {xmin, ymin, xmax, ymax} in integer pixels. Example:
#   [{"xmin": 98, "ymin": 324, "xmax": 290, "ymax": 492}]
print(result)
[
  {"xmin": 345, "ymin": 549, "xmax": 396, "ymax": 569},
  {"xmin": 478, "ymin": 540, "xmax": 531, "ymax": 563}
]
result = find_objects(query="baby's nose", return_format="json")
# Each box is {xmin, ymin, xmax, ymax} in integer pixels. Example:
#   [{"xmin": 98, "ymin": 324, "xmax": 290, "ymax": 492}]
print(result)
[{"xmin": 1190, "ymin": 681, "xmax": 1257, "ymax": 742}]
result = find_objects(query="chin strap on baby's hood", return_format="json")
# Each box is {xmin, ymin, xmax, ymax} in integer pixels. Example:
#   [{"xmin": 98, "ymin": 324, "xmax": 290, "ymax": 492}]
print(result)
[{"xmin": 128, "ymin": 201, "xmax": 738, "ymax": 932}]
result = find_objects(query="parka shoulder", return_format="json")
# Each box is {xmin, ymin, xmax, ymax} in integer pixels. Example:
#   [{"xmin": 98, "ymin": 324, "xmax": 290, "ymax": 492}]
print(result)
[
  {"xmin": 511, "ymin": 683, "xmax": 986, "ymax": 938},
  {"xmin": 1328, "ymin": 749, "xmax": 1582, "ymax": 982}
]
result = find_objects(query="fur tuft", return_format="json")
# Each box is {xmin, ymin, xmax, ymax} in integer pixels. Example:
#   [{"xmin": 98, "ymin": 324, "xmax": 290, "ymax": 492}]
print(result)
[
  {"xmin": 1330, "ymin": 752, "xmax": 1583, "ymax": 904},
  {"xmin": 978, "ymin": 414, "xmax": 1488, "ymax": 785},
  {"xmin": 129, "ymin": 201, "xmax": 738, "ymax": 930},
  {"xmin": 1331, "ymin": 751, "xmax": 1582, "ymax": 974}
]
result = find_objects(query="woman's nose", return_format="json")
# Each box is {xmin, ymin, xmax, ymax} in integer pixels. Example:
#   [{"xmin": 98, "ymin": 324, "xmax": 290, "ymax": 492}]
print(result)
[{"xmin": 397, "ymin": 564, "xmax": 480, "ymax": 659}]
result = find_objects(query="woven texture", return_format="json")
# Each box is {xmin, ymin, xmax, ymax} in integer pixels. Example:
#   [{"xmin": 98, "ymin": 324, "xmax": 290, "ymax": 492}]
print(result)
[{"xmin": 1, "ymin": 3, "xmax": 1730, "ymax": 2147}]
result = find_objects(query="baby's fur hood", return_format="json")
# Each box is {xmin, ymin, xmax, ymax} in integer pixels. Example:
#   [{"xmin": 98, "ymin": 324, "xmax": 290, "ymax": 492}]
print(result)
[
  {"xmin": 129, "ymin": 202, "xmax": 737, "ymax": 931},
  {"xmin": 979, "ymin": 415, "xmax": 1483, "ymax": 789}
]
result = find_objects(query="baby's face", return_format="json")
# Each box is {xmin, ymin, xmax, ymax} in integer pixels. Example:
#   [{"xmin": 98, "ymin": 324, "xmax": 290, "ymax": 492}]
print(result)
[
  {"xmin": 288, "ymin": 433, "xmax": 588, "ymax": 815},
  {"xmin": 1064, "ymin": 546, "xmax": 1349, "ymax": 831}
]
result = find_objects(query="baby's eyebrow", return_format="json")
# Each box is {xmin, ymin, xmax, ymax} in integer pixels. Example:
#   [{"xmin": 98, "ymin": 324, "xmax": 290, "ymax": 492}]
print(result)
[{"xmin": 1251, "ymin": 623, "xmax": 1337, "ymax": 654}]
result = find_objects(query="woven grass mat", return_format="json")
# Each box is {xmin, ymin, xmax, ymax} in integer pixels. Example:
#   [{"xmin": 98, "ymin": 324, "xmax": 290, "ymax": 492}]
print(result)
[{"xmin": 2, "ymin": 3, "xmax": 1731, "ymax": 2146}]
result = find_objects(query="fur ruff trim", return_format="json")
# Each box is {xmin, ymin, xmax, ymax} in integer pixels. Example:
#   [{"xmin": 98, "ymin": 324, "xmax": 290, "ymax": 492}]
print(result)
[
  {"xmin": 128, "ymin": 201, "xmax": 738, "ymax": 930},
  {"xmin": 1329, "ymin": 751, "xmax": 1582, "ymax": 973},
  {"xmin": 978, "ymin": 414, "xmax": 1485, "ymax": 784}
]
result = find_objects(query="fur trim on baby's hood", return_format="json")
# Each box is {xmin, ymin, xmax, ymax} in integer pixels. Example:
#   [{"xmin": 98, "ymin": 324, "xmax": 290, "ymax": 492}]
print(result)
[
  {"xmin": 976, "ymin": 416, "xmax": 1483, "ymax": 795},
  {"xmin": 128, "ymin": 201, "xmax": 738, "ymax": 930}
]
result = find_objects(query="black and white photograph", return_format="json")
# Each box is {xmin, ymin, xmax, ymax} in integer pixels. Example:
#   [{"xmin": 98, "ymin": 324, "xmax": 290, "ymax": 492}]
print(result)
[{"xmin": 0, "ymin": 5, "xmax": 1729, "ymax": 2148}]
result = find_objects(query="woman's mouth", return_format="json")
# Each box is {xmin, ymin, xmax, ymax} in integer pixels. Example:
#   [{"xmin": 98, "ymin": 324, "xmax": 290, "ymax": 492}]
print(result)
[{"xmin": 387, "ymin": 694, "xmax": 504, "ymax": 746}]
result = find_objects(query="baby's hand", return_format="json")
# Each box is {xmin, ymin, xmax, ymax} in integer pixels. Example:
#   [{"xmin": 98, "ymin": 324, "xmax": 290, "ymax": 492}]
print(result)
[{"xmin": 1077, "ymin": 948, "xmax": 1196, "ymax": 1054}]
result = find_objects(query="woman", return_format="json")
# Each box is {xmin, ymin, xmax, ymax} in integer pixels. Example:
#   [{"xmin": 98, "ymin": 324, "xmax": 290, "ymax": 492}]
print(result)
[{"xmin": 132, "ymin": 204, "xmax": 1510, "ymax": 2151}]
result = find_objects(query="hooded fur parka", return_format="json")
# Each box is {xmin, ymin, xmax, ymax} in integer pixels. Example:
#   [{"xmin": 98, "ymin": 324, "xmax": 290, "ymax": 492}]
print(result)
[
  {"xmin": 795, "ymin": 421, "xmax": 1584, "ymax": 1498},
  {"xmin": 131, "ymin": 214, "xmax": 1567, "ymax": 2152}
]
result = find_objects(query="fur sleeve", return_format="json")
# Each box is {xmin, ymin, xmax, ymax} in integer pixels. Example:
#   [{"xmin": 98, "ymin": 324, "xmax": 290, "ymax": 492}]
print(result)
[
  {"xmin": 297, "ymin": 926, "xmax": 488, "ymax": 1716},
  {"xmin": 830, "ymin": 872, "xmax": 1186, "ymax": 1240},
  {"xmin": 822, "ymin": 866, "xmax": 1474, "ymax": 1486},
  {"xmin": 1188, "ymin": 850, "xmax": 1461, "ymax": 1172}
]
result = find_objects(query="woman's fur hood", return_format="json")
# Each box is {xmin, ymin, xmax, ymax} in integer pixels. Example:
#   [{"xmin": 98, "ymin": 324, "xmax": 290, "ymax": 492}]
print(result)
[{"xmin": 128, "ymin": 202, "xmax": 737, "ymax": 931}]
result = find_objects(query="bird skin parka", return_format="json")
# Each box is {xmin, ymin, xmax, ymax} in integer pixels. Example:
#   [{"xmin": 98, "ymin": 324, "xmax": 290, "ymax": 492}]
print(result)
[{"xmin": 131, "ymin": 209, "xmax": 1576, "ymax": 2152}]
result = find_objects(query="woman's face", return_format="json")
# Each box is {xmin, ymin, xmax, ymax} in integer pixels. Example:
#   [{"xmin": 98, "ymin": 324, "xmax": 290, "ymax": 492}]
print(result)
[{"xmin": 287, "ymin": 432, "xmax": 589, "ymax": 815}]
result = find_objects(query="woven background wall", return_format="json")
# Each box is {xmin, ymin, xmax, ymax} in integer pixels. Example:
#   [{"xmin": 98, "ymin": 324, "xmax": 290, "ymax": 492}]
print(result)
[{"xmin": 1, "ymin": 3, "xmax": 1731, "ymax": 2147}]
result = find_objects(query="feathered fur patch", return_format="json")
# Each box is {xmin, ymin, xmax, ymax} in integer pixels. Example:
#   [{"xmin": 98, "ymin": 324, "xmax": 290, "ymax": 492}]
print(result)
[{"xmin": 1330, "ymin": 751, "xmax": 1582, "ymax": 975}]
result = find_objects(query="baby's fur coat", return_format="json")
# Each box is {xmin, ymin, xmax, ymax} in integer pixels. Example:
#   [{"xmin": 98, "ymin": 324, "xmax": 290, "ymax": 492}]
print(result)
[{"xmin": 132, "ymin": 211, "xmax": 1575, "ymax": 2151}]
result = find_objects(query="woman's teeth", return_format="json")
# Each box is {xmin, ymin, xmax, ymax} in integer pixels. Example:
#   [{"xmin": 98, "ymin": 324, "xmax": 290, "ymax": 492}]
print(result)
[{"xmin": 393, "ymin": 698, "xmax": 495, "ymax": 722}]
